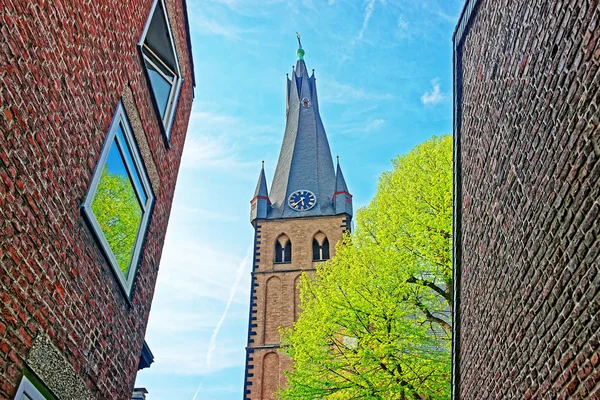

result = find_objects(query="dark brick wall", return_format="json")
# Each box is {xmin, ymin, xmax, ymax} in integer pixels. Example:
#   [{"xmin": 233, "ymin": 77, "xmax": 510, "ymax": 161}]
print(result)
[
  {"xmin": 455, "ymin": 0, "xmax": 600, "ymax": 398},
  {"xmin": 0, "ymin": 0, "xmax": 194, "ymax": 398}
]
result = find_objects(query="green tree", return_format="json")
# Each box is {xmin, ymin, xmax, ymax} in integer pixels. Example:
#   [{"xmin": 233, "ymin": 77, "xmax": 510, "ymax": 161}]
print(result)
[
  {"xmin": 91, "ymin": 165, "xmax": 142, "ymax": 277},
  {"xmin": 280, "ymin": 135, "xmax": 453, "ymax": 400}
]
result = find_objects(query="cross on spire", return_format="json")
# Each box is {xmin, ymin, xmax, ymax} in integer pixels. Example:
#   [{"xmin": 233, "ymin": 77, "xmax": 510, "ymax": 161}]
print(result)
[{"xmin": 296, "ymin": 32, "xmax": 305, "ymax": 60}]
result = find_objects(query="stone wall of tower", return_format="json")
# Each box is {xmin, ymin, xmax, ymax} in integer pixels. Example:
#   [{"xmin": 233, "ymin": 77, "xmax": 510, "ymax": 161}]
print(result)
[
  {"xmin": 454, "ymin": 0, "xmax": 600, "ymax": 398},
  {"xmin": 244, "ymin": 215, "xmax": 351, "ymax": 400}
]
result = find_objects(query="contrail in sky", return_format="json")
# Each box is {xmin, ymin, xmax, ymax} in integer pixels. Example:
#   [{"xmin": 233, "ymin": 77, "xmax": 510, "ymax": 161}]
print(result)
[
  {"xmin": 357, "ymin": 0, "xmax": 377, "ymax": 40},
  {"xmin": 191, "ymin": 381, "xmax": 203, "ymax": 400},
  {"xmin": 206, "ymin": 247, "xmax": 252, "ymax": 368}
]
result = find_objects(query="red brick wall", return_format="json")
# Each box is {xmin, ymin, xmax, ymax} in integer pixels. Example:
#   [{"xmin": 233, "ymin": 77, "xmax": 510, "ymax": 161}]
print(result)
[
  {"xmin": 455, "ymin": 0, "xmax": 600, "ymax": 398},
  {"xmin": 0, "ymin": 0, "xmax": 194, "ymax": 398}
]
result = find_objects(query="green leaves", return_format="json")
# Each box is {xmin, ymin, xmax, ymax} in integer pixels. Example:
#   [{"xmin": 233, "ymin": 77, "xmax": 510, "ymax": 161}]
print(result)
[
  {"xmin": 280, "ymin": 135, "xmax": 453, "ymax": 400},
  {"xmin": 91, "ymin": 165, "xmax": 143, "ymax": 278}
]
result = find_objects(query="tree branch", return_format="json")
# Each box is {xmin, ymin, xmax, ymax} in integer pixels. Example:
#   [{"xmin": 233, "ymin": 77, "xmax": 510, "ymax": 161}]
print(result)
[{"xmin": 406, "ymin": 276, "xmax": 451, "ymax": 304}]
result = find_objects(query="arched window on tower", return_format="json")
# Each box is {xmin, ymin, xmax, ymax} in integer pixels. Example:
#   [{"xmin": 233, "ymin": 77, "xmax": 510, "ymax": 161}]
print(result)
[
  {"xmin": 312, "ymin": 232, "xmax": 330, "ymax": 261},
  {"xmin": 275, "ymin": 234, "xmax": 292, "ymax": 263}
]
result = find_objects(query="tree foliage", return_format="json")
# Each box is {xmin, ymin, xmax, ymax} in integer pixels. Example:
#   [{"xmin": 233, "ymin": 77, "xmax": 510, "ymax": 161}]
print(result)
[
  {"xmin": 280, "ymin": 135, "xmax": 453, "ymax": 399},
  {"xmin": 91, "ymin": 165, "xmax": 142, "ymax": 277}
]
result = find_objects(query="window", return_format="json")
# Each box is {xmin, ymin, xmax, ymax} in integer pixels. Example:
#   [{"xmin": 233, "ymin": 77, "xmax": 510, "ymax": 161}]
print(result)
[
  {"xmin": 83, "ymin": 102, "xmax": 154, "ymax": 297},
  {"xmin": 274, "ymin": 235, "xmax": 292, "ymax": 263},
  {"xmin": 139, "ymin": 0, "xmax": 182, "ymax": 138},
  {"xmin": 312, "ymin": 232, "xmax": 330, "ymax": 261},
  {"xmin": 14, "ymin": 375, "xmax": 53, "ymax": 400}
]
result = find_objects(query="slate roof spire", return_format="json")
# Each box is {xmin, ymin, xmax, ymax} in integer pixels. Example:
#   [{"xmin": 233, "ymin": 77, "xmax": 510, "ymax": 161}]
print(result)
[
  {"xmin": 254, "ymin": 36, "xmax": 352, "ymax": 220},
  {"xmin": 250, "ymin": 161, "xmax": 270, "ymax": 222}
]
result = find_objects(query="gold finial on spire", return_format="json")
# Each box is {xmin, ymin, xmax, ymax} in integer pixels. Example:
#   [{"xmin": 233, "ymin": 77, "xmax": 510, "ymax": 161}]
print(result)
[{"xmin": 296, "ymin": 32, "xmax": 302, "ymax": 48}]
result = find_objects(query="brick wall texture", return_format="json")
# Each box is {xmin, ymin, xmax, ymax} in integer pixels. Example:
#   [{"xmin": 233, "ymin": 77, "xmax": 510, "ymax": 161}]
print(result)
[
  {"xmin": 0, "ymin": 0, "xmax": 194, "ymax": 399},
  {"xmin": 456, "ymin": 0, "xmax": 600, "ymax": 398},
  {"xmin": 245, "ymin": 215, "xmax": 350, "ymax": 400}
]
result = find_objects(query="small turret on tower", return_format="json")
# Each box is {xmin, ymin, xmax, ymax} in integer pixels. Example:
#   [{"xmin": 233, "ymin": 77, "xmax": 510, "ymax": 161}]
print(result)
[
  {"xmin": 250, "ymin": 161, "xmax": 270, "ymax": 222},
  {"xmin": 333, "ymin": 157, "xmax": 353, "ymax": 216}
]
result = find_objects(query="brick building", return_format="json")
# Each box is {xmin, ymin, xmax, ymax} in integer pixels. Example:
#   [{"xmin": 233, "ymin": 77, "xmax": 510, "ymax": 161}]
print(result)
[
  {"xmin": 0, "ymin": 0, "xmax": 194, "ymax": 398},
  {"xmin": 453, "ymin": 0, "xmax": 600, "ymax": 398},
  {"xmin": 244, "ymin": 38, "xmax": 353, "ymax": 399}
]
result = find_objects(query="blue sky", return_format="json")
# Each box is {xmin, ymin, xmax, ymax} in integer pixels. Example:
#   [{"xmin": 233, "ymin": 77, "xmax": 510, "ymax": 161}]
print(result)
[{"xmin": 135, "ymin": 0, "xmax": 463, "ymax": 398}]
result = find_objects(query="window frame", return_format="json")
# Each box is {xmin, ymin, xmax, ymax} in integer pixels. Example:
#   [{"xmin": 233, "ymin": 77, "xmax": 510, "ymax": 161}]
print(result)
[
  {"xmin": 138, "ymin": 0, "xmax": 183, "ymax": 143},
  {"xmin": 274, "ymin": 237, "xmax": 292, "ymax": 264},
  {"xmin": 82, "ymin": 101, "xmax": 155, "ymax": 299},
  {"xmin": 312, "ymin": 236, "xmax": 330, "ymax": 262},
  {"xmin": 14, "ymin": 376, "xmax": 49, "ymax": 400}
]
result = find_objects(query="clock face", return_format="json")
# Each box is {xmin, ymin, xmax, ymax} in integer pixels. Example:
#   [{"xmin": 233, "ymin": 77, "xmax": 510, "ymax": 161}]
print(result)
[{"xmin": 288, "ymin": 190, "xmax": 316, "ymax": 211}]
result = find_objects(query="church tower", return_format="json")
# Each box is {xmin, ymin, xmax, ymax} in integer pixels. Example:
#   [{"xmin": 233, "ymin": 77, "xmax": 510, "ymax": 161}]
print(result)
[{"xmin": 244, "ymin": 37, "xmax": 353, "ymax": 400}]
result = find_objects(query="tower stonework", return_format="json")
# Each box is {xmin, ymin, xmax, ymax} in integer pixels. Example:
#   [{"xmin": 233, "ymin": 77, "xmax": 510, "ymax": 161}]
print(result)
[{"xmin": 244, "ymin": 39, "xmax": 353, "ymax": 400}]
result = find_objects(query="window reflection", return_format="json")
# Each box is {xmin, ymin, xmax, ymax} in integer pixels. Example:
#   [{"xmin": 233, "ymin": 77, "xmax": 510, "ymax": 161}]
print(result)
[
  {"xmin": 91, "ymin": 140, "xmax": 143, "ymax": 278},
  {"xmin": 144, "ymin": 59, "xmax": 172, "ymax": 119},
  {"xmin": 116, "ymin": 124, "xmax": 147, "ymax": 205}
]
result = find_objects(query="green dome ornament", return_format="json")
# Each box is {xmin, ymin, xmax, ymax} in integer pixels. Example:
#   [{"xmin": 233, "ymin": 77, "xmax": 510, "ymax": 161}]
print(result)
[{"xmin": 296, "ymin": 32, "xmax": 304, "ymax": 60}]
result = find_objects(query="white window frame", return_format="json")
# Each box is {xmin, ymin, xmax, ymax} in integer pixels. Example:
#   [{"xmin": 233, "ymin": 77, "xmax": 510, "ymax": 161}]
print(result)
[
  {"xmin": 14, "ymin": 376, "xmax": 47, "ymax": 400},
  {"xmin": 82, "ymin": 101, "xmax": 155, "ymax": 298},
  {"xmin": 138, "ymin": 0, "xmax": 183, "ymax": 140}
]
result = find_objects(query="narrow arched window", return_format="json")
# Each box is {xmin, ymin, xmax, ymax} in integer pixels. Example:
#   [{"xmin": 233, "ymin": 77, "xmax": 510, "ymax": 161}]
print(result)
[
  {"xmin": 275, "ymin": 235, "xmax": 292, "ymax": 263},
  {"xmin": 322, "ymin": 237, "xmax": 330, "ymax": 260},
  {"xmin": 312, "ymin": 233, "xmax": 330, "ymax": 261},
  {"xmin": 312, "ymin": 239, "xmax": 320, "ymax": 261}
]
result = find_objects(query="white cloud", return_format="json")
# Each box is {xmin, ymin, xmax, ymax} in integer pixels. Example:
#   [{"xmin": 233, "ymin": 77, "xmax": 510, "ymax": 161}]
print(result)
[
  {"xmin": 190, "ymin": 15, "xmax": 249, "ymax": 40},
  {"xmin": 188, "ymin": 109, "xmax": 279, "ymax": 142},
  {"xmin": 181, "ymin": 114, "xmax": 265, "ymax": 173},
  {"xmin": 397, "ymin": 15, "xmax": 409, "ymax": 38},
  {"xmin": 319, "ymin": 77, "xmax": 393, "ymax": 104},
  {"xmin": 175, "ymin": 205, "xmax": 240, "ymax": 223},
  {"xmin": 336, "ymin": 118, "xmax": 385, "ymax": 135},
  {"xmin": 200, "ymin": 0, "xmax": 283, "ymax": 18},
  {"xmin": 366, "ymin": 119, "xmax": 385, "ymax": 131},
  {"xmin": 180, "ymin": 135, "xmax": 239, "ymax": 170},
  {"xmin": 143, "ymin": 237, "xmax": 252, "ymax": 376},
  {"xmin": 421, "ymin": 79, "xmax": 444, "ymax": 105},
  {"xmin": 154, "ymin": 234, "xmax": 251, "ymax": 305},
  {"xmin": 181, "ymin": 110, "xmax": 279, "ymax": 173},
  {"xmin": 190, "ymin": 111, "xmax": 238, "ymax": 126},
  {"xmin": 147, "ymin": 338, "xmax": 243, "ymax": 375}
]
